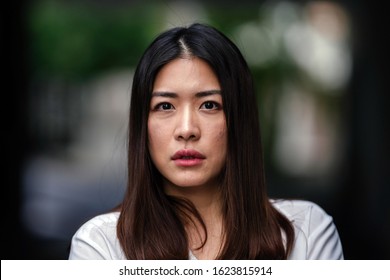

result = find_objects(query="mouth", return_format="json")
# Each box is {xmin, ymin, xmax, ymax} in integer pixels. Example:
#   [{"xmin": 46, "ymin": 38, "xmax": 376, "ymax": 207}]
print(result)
[{"xmin": 171, "ymin": 149, "xmax": 206, "ymax": 167}]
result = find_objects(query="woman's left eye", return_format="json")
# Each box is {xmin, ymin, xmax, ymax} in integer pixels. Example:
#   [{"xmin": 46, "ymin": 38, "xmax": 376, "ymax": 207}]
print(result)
[{"xmin": 200, "ymin": 101, "xmax": 220, "ymax": 110}]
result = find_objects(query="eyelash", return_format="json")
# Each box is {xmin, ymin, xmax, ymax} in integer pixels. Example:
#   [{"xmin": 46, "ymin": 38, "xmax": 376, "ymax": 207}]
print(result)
[
  {"xmin": 153, "ymin": 101, "xmax": 221, "ymax": 111},
  {"xmin": 154, "ymin": 102, "xmax": 173, "ymax": 111},
  {"xmin": 200, "ymin": 101, "xmax": 221, "ymax": 110}
]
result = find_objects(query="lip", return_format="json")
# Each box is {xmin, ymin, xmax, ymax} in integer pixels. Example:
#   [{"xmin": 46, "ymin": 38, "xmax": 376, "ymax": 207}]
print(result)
[{"xmin": 171, "ymin": 149, "xmax": 206, "ymax": 167}]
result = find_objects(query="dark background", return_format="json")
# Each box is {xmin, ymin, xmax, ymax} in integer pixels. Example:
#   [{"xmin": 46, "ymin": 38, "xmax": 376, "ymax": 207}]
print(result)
[{"xmin": 3, "ymin": 0, "xmax": 389, "ymax": 260}]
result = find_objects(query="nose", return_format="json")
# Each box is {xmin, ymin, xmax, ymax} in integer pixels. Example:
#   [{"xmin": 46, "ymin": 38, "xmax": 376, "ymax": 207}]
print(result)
[{"xmin": 174, "ymin": 107, "xmax": 200, "ymax": 141}]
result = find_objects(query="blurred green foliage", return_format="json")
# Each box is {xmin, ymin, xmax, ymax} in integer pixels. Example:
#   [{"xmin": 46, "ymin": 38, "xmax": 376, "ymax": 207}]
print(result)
[
  {"xmin": 29, "ymin": 1, "xmax": 164, "ymax": 80},
  {"xmin": 29, "ymin": 1, "xmax": 272, "ymax": 81}
]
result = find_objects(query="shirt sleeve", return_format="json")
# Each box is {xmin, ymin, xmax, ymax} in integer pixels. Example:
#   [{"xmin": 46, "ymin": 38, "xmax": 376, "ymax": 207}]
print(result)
[
  {"xmin": 68, "ymin": 214, "xmax": 123, "ymax": 260},
  {"xmin": 69, "ymin": 226, "xmax": 112, "ymax": 259},
  {"xmin": 306, "ymin": 203, "xmax": 344, "ymax": 260}
]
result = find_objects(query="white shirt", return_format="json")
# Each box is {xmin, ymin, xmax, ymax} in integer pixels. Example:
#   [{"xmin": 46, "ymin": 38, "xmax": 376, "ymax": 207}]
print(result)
[{"xmin": 68, "ymin": 200, "xmax": 344, "ymax": 260}]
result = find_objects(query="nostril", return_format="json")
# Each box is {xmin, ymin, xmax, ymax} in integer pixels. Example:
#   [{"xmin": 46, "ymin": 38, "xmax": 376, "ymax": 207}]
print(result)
[{"xmin": 177, "ymin": 133, "xmax": 198, "ymax": 141}]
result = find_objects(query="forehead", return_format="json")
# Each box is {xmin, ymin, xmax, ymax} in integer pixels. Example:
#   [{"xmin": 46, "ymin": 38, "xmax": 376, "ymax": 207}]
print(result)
[{"xmin": 153, "ymin": 58, "xmax": 220, "ymax": 93}]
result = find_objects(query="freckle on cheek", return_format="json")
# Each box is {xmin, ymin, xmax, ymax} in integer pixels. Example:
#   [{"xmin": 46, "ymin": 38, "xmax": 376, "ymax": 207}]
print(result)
[{"xmin": 217, "ymin": 129, "xmax": 226, "ymax": 141}]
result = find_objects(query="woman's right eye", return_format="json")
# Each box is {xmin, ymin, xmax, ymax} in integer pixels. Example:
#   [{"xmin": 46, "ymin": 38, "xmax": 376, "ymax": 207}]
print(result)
[{"xmin": 155, "ymin": 102, "xmax": 174, "ymax": 111}]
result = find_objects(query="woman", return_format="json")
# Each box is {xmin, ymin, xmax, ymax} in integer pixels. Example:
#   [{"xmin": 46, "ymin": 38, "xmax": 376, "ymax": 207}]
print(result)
[{"xmin": 69, "ymin": 23, "xmax": 343, "ymax": 260}]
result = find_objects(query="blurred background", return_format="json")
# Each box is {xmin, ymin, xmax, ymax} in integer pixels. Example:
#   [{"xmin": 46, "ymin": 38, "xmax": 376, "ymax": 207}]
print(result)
[{"xmin": 4, "ymin": 0, "xmax": 389, "ymax": 259}]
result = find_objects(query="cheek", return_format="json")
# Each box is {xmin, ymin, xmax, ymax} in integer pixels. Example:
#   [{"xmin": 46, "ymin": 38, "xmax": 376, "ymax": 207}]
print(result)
[
  {"xmin": 218, "ymin": 127, "xmax": 227, "ymax": 142},
  {"xmin": 215, "ymin": 120, "xmax": 227, "ymax": 143},
  {"xmin": 149, "ymin": 117, "xmax": 163, "ymax": 136},
  {"xmin": 207, "ymin": 120, "xmax": 227, "ymax": 151},
  {"xmin": 148, "ymin": 119, "xmax": 172, "ymax": 161},
  {"xmin": 148, "ymin": 120, "xmax": 163, "ymax": 151},
  {"xmin": 211, "ymin": 124, "xmax": 228, "ymax": 170}
]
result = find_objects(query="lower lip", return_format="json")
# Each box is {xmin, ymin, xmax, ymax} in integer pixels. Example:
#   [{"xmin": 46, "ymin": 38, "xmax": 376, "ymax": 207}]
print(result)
[{"xmin": 173, "ymin": 158, "xmax": 204, "ymax": 167}]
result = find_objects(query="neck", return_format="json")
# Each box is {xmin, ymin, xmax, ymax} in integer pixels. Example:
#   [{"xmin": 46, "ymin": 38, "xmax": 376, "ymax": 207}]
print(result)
[
  {"xmin": 164, "ymin": 180, "xmax": 222, "ymax": 219},
  {"xmin": 164, "ymin": 181, "xmax": 224, "ymax": 259}
]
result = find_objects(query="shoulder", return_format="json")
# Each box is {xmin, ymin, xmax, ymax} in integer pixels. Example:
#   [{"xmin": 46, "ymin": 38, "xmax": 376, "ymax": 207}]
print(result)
[
  {"xmin": 272, "ymin": 199, "xmax": 329, "ymax": 226},
  {"xmin": 69, "ymin": 212, "xmax": 125, "ymax": 259},
  {"xmin": 76, "ymin": 212, "xmax": 120, "ymax": 233},
  {"xmin": 271, "ymin": 199, "xmax": 344, "ymax": 260}
]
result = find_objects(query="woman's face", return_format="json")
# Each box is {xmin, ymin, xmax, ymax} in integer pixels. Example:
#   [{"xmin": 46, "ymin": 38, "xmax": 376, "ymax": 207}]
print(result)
[{"xmin": 148, "ymin": 57, "xmax": 227, "ymax": 191}]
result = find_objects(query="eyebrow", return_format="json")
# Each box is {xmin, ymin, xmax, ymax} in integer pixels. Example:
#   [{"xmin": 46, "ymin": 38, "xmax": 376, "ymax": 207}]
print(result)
[{"xmin": 151, "ymin": 90, "xmax": 221, "ymax": 98}]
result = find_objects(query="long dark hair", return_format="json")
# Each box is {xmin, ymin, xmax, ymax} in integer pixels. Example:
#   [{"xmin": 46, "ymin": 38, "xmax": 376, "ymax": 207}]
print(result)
[{"xmin": 117, "ymin": 23, "xmax": 294, "ymax": 259}]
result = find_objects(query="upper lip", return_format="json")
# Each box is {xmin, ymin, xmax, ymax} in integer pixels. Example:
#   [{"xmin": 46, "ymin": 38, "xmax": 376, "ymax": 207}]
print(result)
[{"xmin": 171, "ymin": 149, "xmax": 206, "ymax": 160}]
